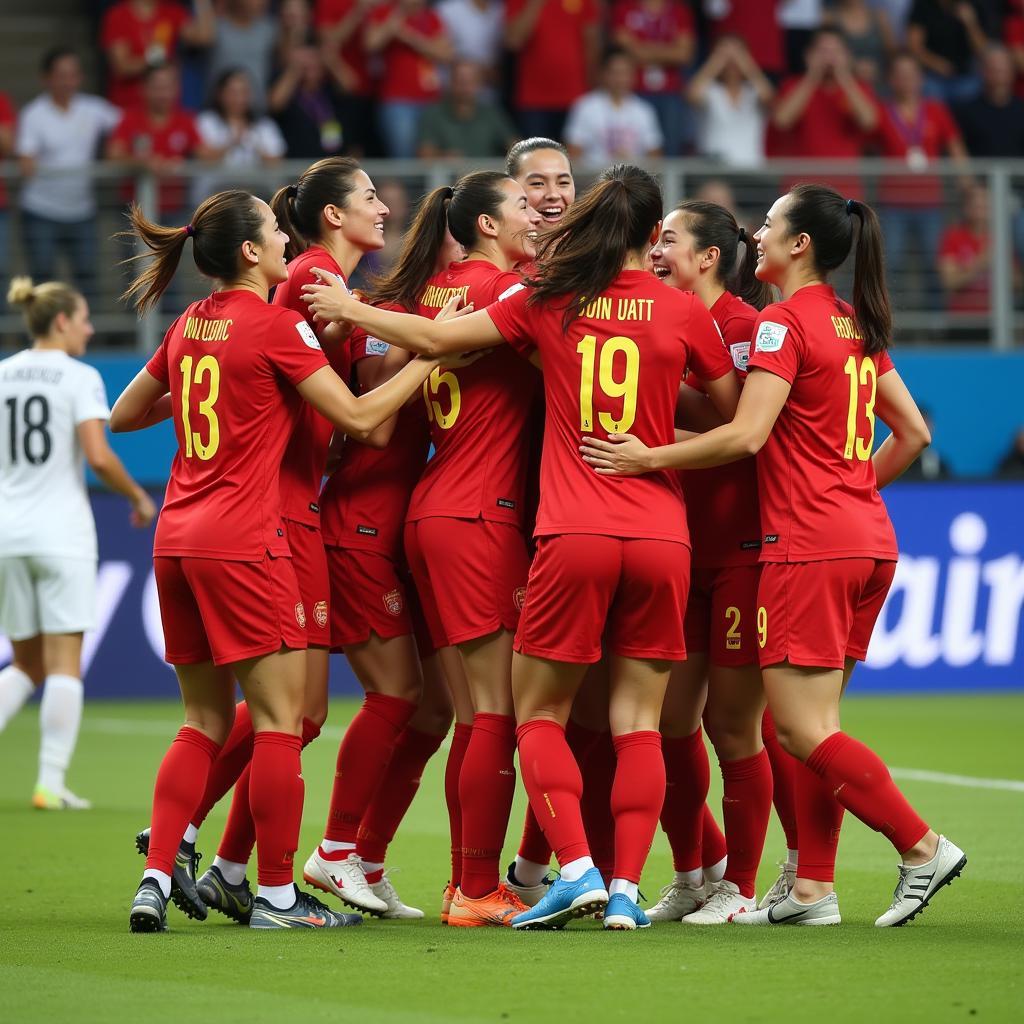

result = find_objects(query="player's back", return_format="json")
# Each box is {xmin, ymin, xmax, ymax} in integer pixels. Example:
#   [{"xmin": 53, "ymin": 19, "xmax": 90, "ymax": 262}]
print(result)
[{"xmin": 0, "ymin": 348, "xmax": 109, "ymax": 559}]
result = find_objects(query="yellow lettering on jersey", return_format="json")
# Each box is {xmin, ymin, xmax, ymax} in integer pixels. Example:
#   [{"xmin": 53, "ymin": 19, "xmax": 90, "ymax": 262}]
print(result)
[
  {"xmin": 615, "ymin": 298, "xmax": 653, "ymax": 322},
  {"xmin": 419, "ymin": 285, "xmax": 470, "ymax": 310},
  {"xmin": 183, "ymin": 317, "xmax": 233, "ymax": 343},
  {"xmin": 580, "ymin": 296, "xmax": 613, "ymax": 320},
  {"xmin": 831, "ymin": 315, "xmax": 861, "ymax": 341}
]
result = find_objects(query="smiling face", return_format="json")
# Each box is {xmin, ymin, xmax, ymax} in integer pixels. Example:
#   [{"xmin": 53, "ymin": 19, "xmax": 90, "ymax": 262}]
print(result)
[
  {"xmin": 250, "ymin": 199, "xmax": 290, "ymax": 286},
  {"xmin": 649, "ymin": 209, "xmax": 709, "ymax": 290},
  {"xmin": 752, "ymin": 194, "xmax": 799, "ymax": 285},
  {"xmin": 515, "ymin": 148, "xmax": 575, "ymax": 232},
  {"xmin": 489, "ymin": 178, "xmax": 542, "ymax": 263},
  {"xmin": 337, "ymin": 170, "xmax": 390, "ymax": 253}
]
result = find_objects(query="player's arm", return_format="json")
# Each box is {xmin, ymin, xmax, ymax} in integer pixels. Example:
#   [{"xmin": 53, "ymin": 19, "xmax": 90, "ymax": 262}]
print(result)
[
  {"xmin": 110, "ymin": 368, "xmax": 173, "ymax": 432},
  {"xmin": 676, "ymin": 380, "xmax": 726, "ymax": 432},
  {"xmin": 871, "ymin": 369, "xmax": 931, "ymax": 488},
  {"xmin": 358, "ymin": 344, "xmax": 414, "ymax": 450},
  {"xmin": 581, "ymin": 368, "xmax": 791, "ymax": 475},
  {"xmin": 77, "ymin": 419, "xmax": 157, "ymax": 526},
  {"xmin": 505, "ymin": 0, "xmax": 546, "ymax": 50}
]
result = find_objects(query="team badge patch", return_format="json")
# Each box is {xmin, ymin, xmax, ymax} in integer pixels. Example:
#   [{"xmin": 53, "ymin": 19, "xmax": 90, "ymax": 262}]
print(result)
[
  {"xmin": 754, "ymin": 321, "xmax": 788, "ymax": 352},
  {"xmin": 296, "ymin": 321, "xmax": 321, "ymax": 350},
  {"xmin": 313, "ymin": 601, "xmax": 328, "ymax": 628},
  {"xmin": 295, "ymin": 602, "xmax": 307, "ymax": 629},
  {"xmin": 729, "ymin": 341, "xmax": 751, "ymax": 371},
  {"xmin": 513, "ymin": 587, "xmax": 527, "ymax": 611},
  {"xmin": 383, "ymin": 589, "xmax": 404, "ymax": 616},
  {"xmin": 365, "ymin": 337, "xmax": 390, "ymax": 356}
]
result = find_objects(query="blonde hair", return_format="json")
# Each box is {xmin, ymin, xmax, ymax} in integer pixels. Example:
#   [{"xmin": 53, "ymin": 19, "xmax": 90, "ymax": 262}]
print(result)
[{"xmin": 7, "ymin": 276, "xmax": 82, "ymax": 338}]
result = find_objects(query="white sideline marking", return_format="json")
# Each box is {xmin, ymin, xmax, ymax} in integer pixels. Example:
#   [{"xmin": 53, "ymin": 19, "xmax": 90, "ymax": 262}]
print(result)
[{"xmin": 890, "ymin": 768, "xmax": 1024, "ymax": 793}]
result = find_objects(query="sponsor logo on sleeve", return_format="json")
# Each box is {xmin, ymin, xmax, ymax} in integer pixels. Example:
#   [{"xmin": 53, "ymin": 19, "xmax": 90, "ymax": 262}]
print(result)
[
  {"xmin": 498, "ymin": 282, "xmax": 525, "ymax": 302},
  {"xmin": 365, "ymin": 337, "xmax": 390, "ymax": 356},
  {"xmin": 754, "ymin": 321, "xmax": 788, "ymax": 353},
  {"xmin": 729, "ymin": 341, "xmax": 751, "ymax": 371},
  {"xmin": 296, "ymin": 320, "xmax": 322, "ymax": 350}
]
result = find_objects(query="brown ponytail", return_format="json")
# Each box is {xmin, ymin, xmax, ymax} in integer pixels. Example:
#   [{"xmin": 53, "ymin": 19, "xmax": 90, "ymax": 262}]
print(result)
[
  {"xmin": 528, "ymin": 163, "xmax": 662, "ymax": 328},
  {"xmin": 7, "ymin": 276, "xmax": 82, "ymax": 338}
]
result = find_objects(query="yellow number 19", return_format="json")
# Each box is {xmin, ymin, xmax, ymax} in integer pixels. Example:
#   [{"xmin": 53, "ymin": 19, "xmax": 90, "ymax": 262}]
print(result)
[{"xmin": 577, "ymin": 334, "xmax": 640, "ymax": 433}]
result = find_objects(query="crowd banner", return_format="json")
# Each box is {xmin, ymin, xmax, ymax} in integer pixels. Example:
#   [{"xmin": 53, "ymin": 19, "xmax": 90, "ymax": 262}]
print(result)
[{"xmin": 1, "ymin": 485, "xmax": 1022, "ymax": 697}]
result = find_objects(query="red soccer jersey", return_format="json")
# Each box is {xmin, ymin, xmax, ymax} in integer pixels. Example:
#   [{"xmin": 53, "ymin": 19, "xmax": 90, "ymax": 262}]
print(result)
[
  {"xmin": 875, "ymin": 98, "xmax": 962, "ymax": 207},
  {"xmin": 0, "ymin": 92, "xmax": 14, "ymax": 210},
  {"xmin": 507, "ymin": 0, "xmax": 599, "ymax": 110},
  {"xmin": 369, "ymin": 5, "xmax": 446, "ymax": 102},
  {"xmin": 100, "ymin": 1, "xmax": 189, "ymax": 109},
  {"xmin": 746, "ymin": 284, "xmax": 898, "ymax": 564},
  {"xmin": 315, "ymin": 0, "xmax": 374, "ymax": 97},
  {"xmin": 320, "ymin": 325, "xmax": 431, "ymax": 559},
  {"xmin": 679, "ymin": 291, "xmax": 762, "ymax": 569},
  {"xmin": 612, "ymin": 0, "xmax": 694, "ymax": 95},
  {"xmin": 145, "ymin": 290, "xmax": 328, "ymax": 560},
  {"xmin": 407, "ymin": 260, "xmax": 539, "ymax": 526},
  {"xmin": 273, "ymin": 246, "xmax": 349, "ymax": 527},
  {"xmin": 938, "ymin": 227, "xmax": 990, "ymax": 313},
  {"xmin": 487, "ymin": 271, "xmax": 734, "ymax": 543}
]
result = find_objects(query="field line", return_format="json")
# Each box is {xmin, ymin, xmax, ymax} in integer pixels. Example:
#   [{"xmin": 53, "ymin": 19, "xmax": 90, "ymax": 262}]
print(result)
[{"xmin": 890, "ymin": 767, "xmax": 1024, "ymax": 793}]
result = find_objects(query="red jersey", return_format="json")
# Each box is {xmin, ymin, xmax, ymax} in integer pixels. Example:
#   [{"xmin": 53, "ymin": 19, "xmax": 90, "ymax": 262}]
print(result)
[
  {"xmin": 746, "ymin": 284, "xmax": 898, "ymax": 564},
  {"xmin": 320, "ymin": 325, "xmax": 431, "ymax": 559},
  {"xmin": 612, "ymin": 1, "xmax": 693, "ymax": 95},
  {"xmin": 369, "ymin": 5, "xmax": 446, "ymax": 102},
  {"xmin": 487, "ymin": 271, "xmax": 734, "ymax": 544},
  {"xmin": 679, "ymin": 291, "xmax": 761, "ymax": 570},
  {"xmin": 315, "ymin": 0, "xmax": 374, "ymax": 97},
  {"xmin": 407, "ymin": 260, "xmax": 539, "ymax": 526},
  {"xmin": 938, "ymin": 227, "xmax": 989, "ymax": 313},
  {"xmin": 508, "ymin": 0, "xmax": 599, "ymax": 110},
  {"xmin": 273, "ymin": 246, "xmax": 349, "ymax": 527},
  {"xmin": 875, "ymin": 98, "xmax": 961, "ymax": 207},
  {"xmin": 100, "ymin": 1, "xmax": 189, "ymax": 109},
  {"xmin": 145, "ymin": 290, "xmax": 328, "ymax": 560},
  {"xmin": 0, "ymin": 92, "xmax": 14, "ymax": 210}
]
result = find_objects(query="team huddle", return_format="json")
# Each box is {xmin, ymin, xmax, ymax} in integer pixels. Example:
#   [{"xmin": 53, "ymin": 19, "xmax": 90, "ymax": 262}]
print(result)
[{"xmin": 2, "ymin": 138, "xmax": 968, "ymax": 934}]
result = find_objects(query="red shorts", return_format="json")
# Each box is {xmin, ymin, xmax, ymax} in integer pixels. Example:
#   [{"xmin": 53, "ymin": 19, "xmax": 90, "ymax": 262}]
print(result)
[
  {"xmin": 154, "ymin": 553, "xmax": 307, "ymax": 666},
  {"xmin": 326, "ymin": 546, "xmax": 433, "ymax": 656},
  {"xmin": 684, "ymin": 564, "xmax": 762, "ymax": 667},
  {"xmin": 515, "ymin": 535, "xmax": 690, "ymax": 664},
  {"xmin": 284, "ymin": 518, "xmax": 331, "ymax": 647},
  {"xmin": 757, "ymin": 558, "xmax": 897, "ymax": 670},
  {"xmin": 404, "ymin": 517, "xmax": 530, "ymax": 648}
]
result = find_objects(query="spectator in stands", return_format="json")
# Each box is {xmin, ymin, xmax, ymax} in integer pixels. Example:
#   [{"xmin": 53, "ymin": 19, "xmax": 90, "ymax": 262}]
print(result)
[
  {"xmin": 873, "ymin": 0, "xmax": 914, "ymax": 44},
  {"xmin": 269, "ymin": 44, "xmax": 347, "ymax": 158},
  {"xmin": 955, "ymin": 44, "xmax": 1024, "ymax": 156},
  {"xmin": 1007, "ymin": 3, "xmax": 1024, "ymax": 96},
  {"xmin": 195, "ymin": 67, "xmax": 286, "ymax": 198},
  {"xmin": 16, "ymin": 48, "xmax": 121, "ymax": 305},
  {"xmin": 996, "ymin": 427, "xmax": 1024, "ymax": 479},
  {"xmin": 417, "ymin": 60, "xmax": 517, "ymax": 158},
  {"xmin": 704, "ymin": 0, "xmax": 785, "ymax": 78},
  {"xmin": 100, "ymin": 0, "xmax": 215, "ymax": 110},
  {"xmin": 689, "ymin": 35, "xmax": 775, "ymax": 168},
  {"xmin": 611, "ymin": 0, "xmax": 696, "ymax": 156},
  {"xmin": 826, "ymin": 0, "xmax": 897, "ymax": 85},
  {"xmin": 564, "ymin": 47, "xmax": 663, "ymax": 166},
  {"xmin": 277, "ymin": 0, "xmax": 317, "ymax": 58},
  {"xmin": 901, "ymin": 408, "xmax": 952, "ymax": 480},
  {"xmin": 875, "ymin": 51, "xmax": 968, "ymax": 306},
  {"xmin": 437, "ymin": 0, "xmax": 504, "ymax": 80},
  {"xmin": 315, "ymin": 0, "xmax": 378, "ymax": 155},
  {"xmin": 505, "ymin": 0, "xmax": 601, "ymax": 140},
  {"xmin": 204, "ymin": 0, "xmax": 279, "ymax": 112},
  {"xmin": 365, "ymin": 0, "xmax": 454, "ymax": 158},
  {"xmin": 779, "ymin": 0, "xmax": 825, "ymax": 74},
  {"xmin": 0, "ymin": 92, "xmax": 14, "ymax": 314},
  {"xmin": 938, "ymin": 181, "xmax": 991, "ymax": 314},
  {"xmin": 907, "ymin": 0, "xmax": 992, "ymax": 103}
]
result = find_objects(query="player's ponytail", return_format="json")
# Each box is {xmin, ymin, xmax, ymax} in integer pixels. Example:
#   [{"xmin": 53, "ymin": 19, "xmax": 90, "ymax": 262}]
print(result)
[
  {"xmin": 784, "ymin": 184, "xmax": 891, "ymax": 354},
  {"xmin": 528, "ymin": 163, "xmax": 662, "ymax": 328},
  {"xmin": 7, "ymin": 276, "xmax": 81, "ymax": 338},
  {"xmin": 270, "ymin": 156, "xmax": 362, "ymax": 262},
  {"xmin": 120, "ymin": 190, "xmax": 265, "ymax": 316},
  {"xmin": 676, "ymin": 200, "xmax": 774, "ymax": 310}
]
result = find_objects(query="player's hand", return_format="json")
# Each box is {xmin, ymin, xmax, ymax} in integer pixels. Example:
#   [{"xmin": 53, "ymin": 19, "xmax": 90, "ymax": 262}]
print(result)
[
  {"xmin": 302, "ymin": 269, "xmax": 357, "ymax": 323},
  {"xmin": 439, "ymin": 349, "xmax": 488, "ymax": 369},
  {"xmin": 580, "ymin": 433, "xmax": 654, "ymax": 475},
  {"xmin": 130, "ymin": 490, "xmax": 157, "ymax": 528},
  {"xmin": 434, "ymin": 295, "xmax": 474, "ymax": 321}
]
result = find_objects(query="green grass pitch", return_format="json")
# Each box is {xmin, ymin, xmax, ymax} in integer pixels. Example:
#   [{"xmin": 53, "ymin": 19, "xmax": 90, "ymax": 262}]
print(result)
[{"xmin": 1, "ymin": 694, "xmax": 1021, "ymax": 1023}]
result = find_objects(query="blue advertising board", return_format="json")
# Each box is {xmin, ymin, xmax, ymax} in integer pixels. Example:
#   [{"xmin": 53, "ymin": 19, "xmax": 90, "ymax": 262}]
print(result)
[{"xmin": 1, "ymin": 484, "xmax": 1022, "ymax": 696}]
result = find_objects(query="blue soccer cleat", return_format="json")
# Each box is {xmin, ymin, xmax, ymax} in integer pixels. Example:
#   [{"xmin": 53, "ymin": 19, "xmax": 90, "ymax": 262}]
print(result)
[
  {"xmin": 603, "ymin": 892, "xmax": 651, "ymax": 930},
  {"xmin": 511, "ymin": 867, "xmax": 608, "ymax": 930}
]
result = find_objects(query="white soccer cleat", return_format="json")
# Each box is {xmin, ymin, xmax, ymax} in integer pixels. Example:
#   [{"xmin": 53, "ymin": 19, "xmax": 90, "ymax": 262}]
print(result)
[
  {"xmin": 757, "ymin": 860, "xmax": 797, "ymax": 909},
  {"xmin": 504, "ymin": 864, "xmax": 553, "ymax": 908},
  {"xmin": 874, "ymin": 835, "xmax": 966, "ymax": 928},
  {"xmin": 302, "ymin": 847, "xmax": 388, "ymax": 915},
  {"xmin": 371, "ymin": 871, "xmax": 424, "ymax": 920},
  {"xmin": 646, "ymin": 879, "xmax": 706, "ymax": 922},
  {"xmin": 681, "ymin": 880, "xmax": 756, "ymax": 924},
  {"xmin": 32, "ymin": 785, "xmax": 92, "ymax": 810},
  {"xmin": 732, "ymin": 890, "xmax": 841, "ymax": 926}
]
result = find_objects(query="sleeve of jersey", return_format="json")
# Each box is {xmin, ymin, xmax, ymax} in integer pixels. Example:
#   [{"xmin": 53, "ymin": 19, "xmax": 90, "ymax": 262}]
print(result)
[
  {"xmin": 73, "ymin": 366, "xmax": 112, "ymax": 424},
  {"xmin": 484, "ymin": 282, "xmax": 534, "ymax": 357},
  {"xmin": 877, "ymin": 348, "xmax": 895, "ymax": 377},
  {"xmin": 269, "ymin": 309, "xmax": 330, "ymax": 385},
  {"xmin": 145, "ymin": 329, "xmax": 171, "ymax": 384},
  {"xmin": 685, "ymin": 296, "xmax": 734, "ymax": 383},
  {"xmin": 747, "ymin": 307, "xmax": 801, "ymax": 384}
]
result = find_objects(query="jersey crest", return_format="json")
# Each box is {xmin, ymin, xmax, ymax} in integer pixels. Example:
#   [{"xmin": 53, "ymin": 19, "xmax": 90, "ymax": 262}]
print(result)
[{"xmin": 755, "ymin": 321, "xmax": 788, "ymax": 352}]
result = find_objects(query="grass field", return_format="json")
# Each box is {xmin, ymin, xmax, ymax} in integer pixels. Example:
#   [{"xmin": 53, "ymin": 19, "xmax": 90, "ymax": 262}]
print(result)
[{"xmin": 1, "ymin": 694, "xmax": 1022, "ymax": 1024}]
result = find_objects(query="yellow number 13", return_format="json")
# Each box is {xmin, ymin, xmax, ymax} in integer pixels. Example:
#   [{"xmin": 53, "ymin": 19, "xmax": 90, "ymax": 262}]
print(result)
[
  {"xmin": 179, "ymin": 354, "xmax": 221, "ymax": 460},
  {"xmin": 843, "ymin": 355, "xmax": 877, "ymax": 462},
  {"xmin": 577, "ymin": 334, "xmax": 640, "ymax": 433}
]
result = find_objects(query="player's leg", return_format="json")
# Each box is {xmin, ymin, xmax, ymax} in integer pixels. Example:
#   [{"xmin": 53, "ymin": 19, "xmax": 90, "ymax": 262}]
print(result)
[
  {"xmin": 439, "ymin": 643, "xmax": 473, "ymax": 920},
  {"xmin": 759, "ymin": 706, "xmax": 800, "ymax": 907},
  {"xmin": 0, "ymin": 635, "xmax": 43, "ymax": 731}
]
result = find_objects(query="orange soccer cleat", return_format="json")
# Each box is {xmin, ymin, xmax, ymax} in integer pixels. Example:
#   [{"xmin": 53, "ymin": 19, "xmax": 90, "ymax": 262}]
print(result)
[
  {"xmin": 440, "ymin": 882, "xmax": 456, "ymax": 924},
  {"xmin": 446, "ymin": 884, "xmax": 530, "ymax": 928}
]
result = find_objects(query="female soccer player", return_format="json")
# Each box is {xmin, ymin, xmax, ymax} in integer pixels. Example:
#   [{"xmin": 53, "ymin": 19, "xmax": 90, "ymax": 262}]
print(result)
[
  {"xmin": 642, "ymin": 200, "xmax": 777, "ymax": 924},
  {"xmin": 110, "ymin": 189, "xmax": 466, "ymax": 932},
  {"xmin": 303, "ymin": 164, "xmax": 740, "ymax": 931},
  {"xmin": 582, "ymin": 184, "xmax": 967, "ymax": 928},
  {"xmin": 0, "ymin": 278, "xmax": 155, "ymax": 810}
]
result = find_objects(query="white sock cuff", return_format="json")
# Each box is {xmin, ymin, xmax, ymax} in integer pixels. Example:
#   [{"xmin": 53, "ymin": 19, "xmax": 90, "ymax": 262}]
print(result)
[
  {"xmin": 560, "ymin": 856, "xmax": 595, "ymax": 882},
  {"xmin": 609, "ymin": 878, "xmax": 639, "ymax": 902},
  {"xmin": 44, "ymin": 674, "xmax": 83, "ymax": 695}
]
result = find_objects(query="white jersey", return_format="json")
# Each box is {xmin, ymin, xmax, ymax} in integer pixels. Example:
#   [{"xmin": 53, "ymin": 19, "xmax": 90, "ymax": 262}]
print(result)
[{"xmin": 0, "ymin": 349, "xmax": 110, "ymax": 559}]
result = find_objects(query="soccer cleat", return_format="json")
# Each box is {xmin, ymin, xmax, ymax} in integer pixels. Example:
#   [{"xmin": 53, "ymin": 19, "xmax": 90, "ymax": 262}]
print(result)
[
  {"xmin": 32, "ymin": 785, "xmax": 91, "ymax": 810},
  {"xmin": 681, "ymin": 880, "xmax": 756, "ymax": 924},
  {"xmin": 731, "ymin": 890, "xmax": 841, "ymax": 926},
  {"xmin": 446, "ymin": 884, "xmax": 529, "ymax": 928},
  {"xmin": 646, "ymin": 878, "xmax": 706, "ymax": 922},
  {"xmin": 757, "ymin": 860, "xmax": 797, "ymax": 909},
  {"xmin": 603, "ymin": 892, "xmax": 651, "ymax": 930},
  {"xmin": 504, "ymin": 862, "xmax": 553, "ymax": 908},
  {"xmin": 197, "ymin": 865, "xmax": 254, "ymax": 924},
  {"xmin": 510, "ymin": 867, "xmax": 609, "ymax": 930},
  {"xmin": 249, "ymin": 886, "xmax": 364, "ymax": 929},
  {"xmin": 134, "ymin": 827, "xmax": 207, "ymax": 921},
  {"xmin": 302, "ymin": 846, "xmax": 388, "ymax": 915},
  {"xmin": 371, "ymin": 871, "xmax": 424, "ymax": 920},
  {"xmin": 440, "ymin": 882, "xmax": 456, "ymax": 924},
  {"xmin": 874, "ymin": 835, "xmax": 966, "ymax": 928},
  {"xmin": 129, "ymin": 879, "xmax": 168, "ymax": 933}
]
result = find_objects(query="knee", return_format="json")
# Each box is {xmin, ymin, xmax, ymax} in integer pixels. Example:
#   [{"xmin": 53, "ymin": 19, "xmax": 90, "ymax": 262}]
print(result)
[
  {"xmin": 772, "ymin": 717, "xmax": 830, "ymax": 762},
  {"xmin": 705, "ymin": 713, "xmax": 762, "ymax": 761}
]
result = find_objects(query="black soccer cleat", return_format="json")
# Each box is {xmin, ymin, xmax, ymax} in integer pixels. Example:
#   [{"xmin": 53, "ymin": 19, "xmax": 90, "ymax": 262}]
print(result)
[
  {"xmin": 129, "ymin": 879, "xmax": 169, "ymax": 933},
  {"xmin": 249, "ymin": 887, "xmax": 364, "ymax": 930},
  {"xmin": 197, "ymin": 865, "xmax": 255, "ymax": 925},
  {"xmin": 135, "ymin": 826, "xmax": 207, "ymax": 921}
]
